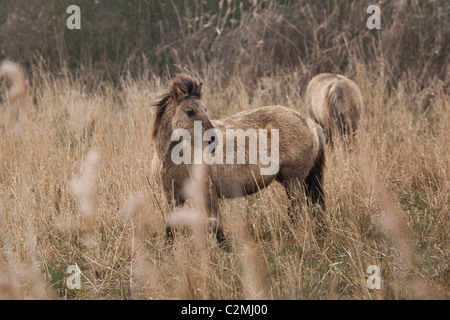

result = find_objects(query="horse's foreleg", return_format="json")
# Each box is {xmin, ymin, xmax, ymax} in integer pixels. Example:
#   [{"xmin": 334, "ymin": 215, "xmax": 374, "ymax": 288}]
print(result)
[
  {"xmin": 204, "ymin": 193, "xmax": 226, "ymax": 245},
  {"xmin": 165, "ymin": 199, "xmax": 184, "ymax": 244}
]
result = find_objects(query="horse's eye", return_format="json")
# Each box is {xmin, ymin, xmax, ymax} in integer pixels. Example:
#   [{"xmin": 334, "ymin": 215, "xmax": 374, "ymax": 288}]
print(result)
[{"xmin": 186, "ymin": 110, "xmax": 195, "ymax": 117}]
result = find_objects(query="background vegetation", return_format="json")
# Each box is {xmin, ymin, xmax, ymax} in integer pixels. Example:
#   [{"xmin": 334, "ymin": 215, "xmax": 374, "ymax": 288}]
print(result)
[
  {"xmin": 0, "ymin": 0, "xmax": 448, "ymax": 299},
  {"xmin": 1, "ymin": 0, "xmax": 448, "ymax": 86}
]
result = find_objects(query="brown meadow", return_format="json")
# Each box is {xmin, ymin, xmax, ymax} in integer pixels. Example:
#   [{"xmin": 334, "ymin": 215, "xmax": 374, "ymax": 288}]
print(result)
[
  {"xmin": 0, "ymin": 58, "xmax": 448, "ymax": 299},
  {"xmin": 0, "ymin": 0, "xmax": 448, "ymax": 300}
]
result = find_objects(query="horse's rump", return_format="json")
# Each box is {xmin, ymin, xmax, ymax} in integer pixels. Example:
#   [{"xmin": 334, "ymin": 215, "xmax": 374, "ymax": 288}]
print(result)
[{"xmin": 306, "ymin": 73, "xmax": 362, "ymax": 141}]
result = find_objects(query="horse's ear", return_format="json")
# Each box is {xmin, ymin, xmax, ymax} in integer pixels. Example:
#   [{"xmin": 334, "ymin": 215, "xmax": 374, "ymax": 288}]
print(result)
[
  {"xmin": 198, "ymin": 82, "xmax": 203, "ymax": 94},
  {"xmin": 171, "ymin": 82, "xmax": 185, "ymax": 102}
]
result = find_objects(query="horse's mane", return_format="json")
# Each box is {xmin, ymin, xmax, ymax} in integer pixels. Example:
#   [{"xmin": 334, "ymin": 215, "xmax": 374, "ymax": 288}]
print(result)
[{"xmin": 151, "ymin": 74, "xmax": 202, "ymax": 140}]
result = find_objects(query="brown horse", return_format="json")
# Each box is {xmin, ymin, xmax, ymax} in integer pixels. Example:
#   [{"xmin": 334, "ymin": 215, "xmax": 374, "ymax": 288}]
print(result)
[
  {"xmin": 151, "ymin": 74, "xmax": 326, "ymax": 244},
  {"xmin": 306, "ymin": 73, "xmax": 362, "ymax": 144}
]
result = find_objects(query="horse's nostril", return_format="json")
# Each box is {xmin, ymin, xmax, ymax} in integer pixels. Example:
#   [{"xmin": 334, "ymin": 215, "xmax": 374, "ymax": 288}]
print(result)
[{"xmin": 206, "ymin": 135, "xmax": 217, "ymax": 152}]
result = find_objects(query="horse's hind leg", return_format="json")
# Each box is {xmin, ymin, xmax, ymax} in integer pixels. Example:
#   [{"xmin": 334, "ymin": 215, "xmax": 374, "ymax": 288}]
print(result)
[
  {"xmin": 279, "ymin": 178, "xmax": 306, "ymax": 223},
  {"xmin": 279, "ymin": 173, "xmax": 327, "ymax": 237},
  {"xmin": 304, "ymin": 168, "xmax": 327, "ymax": 236}
]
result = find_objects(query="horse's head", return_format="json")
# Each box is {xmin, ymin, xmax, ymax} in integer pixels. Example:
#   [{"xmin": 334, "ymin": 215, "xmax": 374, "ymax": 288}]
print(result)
[
  {"xmin": 152, "ymin": 74, "xmax": 215, "ymax": 151},
  {"xmin": 170, "ymin": 74, "xmax": 213, "ymax": 136}
]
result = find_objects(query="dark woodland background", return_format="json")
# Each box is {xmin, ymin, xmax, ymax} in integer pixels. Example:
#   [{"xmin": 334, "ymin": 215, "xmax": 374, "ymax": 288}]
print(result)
[{"xmin": 0, "ymin": 0, "xmax": 448, "ymax": 89}]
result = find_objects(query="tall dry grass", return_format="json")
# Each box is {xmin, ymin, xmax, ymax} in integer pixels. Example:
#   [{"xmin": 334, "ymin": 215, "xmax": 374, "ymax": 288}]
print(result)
[
  {"xmin": 0, "ymin": 0, "xmax": 448, "ymax": 301},
  {"xmin": 0, "ymin": 52, "xmax": 447, "ymax": 299}
]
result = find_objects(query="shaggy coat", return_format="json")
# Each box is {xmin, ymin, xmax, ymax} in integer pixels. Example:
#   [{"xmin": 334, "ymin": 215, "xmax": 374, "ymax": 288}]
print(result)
[
  {"xmin": 306, "ymin": 73, "xmax": 362, "ymax": 143},
  {"xmin": 151, "ymin": 74, "xmax": 326, "ymax": 244}
]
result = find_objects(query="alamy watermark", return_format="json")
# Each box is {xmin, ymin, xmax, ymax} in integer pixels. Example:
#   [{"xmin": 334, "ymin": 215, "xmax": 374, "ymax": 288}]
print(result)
[
  {"xmin": 66, "ymin": 5, "xmax": 81, "ymax": 30},
  {"xmin": 67, "ymin": 5, "xmax": 381, "ymax": 31},
  {"xmin": 66, "ymin": 264, "xmax": 81, "ymax": 290},
  {"xmin": 366, "ymin": 5, "xmax": 381, "ymax": 30},
  {"xmin": 170, "ymin": 121, "xmax": 280, "ymax": 176},
  {"xmin": 366, "ymin": 265, "xmax": 381, "ymax": 290}
]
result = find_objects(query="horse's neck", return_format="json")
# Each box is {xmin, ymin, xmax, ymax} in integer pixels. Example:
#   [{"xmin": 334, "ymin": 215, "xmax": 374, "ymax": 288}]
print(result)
[{"xmin": 153, "ymin": 126, "xmax": 173, "ymax": 160}]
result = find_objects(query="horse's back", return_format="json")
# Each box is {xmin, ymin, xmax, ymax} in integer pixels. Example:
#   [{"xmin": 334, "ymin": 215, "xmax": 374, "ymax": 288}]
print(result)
[
  {"xmin": 212, "ymin": 106, "xmax": 318, "ymax": 155},
  {"xmin": 213, "ymin": 105, "xmax": 309, "ymax": 130}
]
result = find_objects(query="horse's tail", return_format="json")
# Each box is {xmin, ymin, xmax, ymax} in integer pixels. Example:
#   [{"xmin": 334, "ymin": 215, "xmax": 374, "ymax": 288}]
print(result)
[
  {"xmin": 326, "ymin": 80, "xmax": 362, "ymax": 142},
  {"xmin": 304, "ymin": 123, "xmax": 326, "ymax": 212},
  {"xmin": 326, "ymin": 83, "xmax": 349, "ymax": 137}
]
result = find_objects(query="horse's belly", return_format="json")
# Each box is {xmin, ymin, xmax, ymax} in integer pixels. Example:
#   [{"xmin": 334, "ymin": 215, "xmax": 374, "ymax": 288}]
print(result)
[{"xmin": 214, "ymin": 166, "xmax": 276, "ymax": 198}]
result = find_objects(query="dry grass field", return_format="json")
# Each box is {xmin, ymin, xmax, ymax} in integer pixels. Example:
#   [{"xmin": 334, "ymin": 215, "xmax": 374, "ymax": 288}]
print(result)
[
  {"xmin": 0, "ymin": 61, "xmax": 448, "ymax": 300},
  {"xmin": 0, "ymin": 0, "xmax": 448, "ymax": 300}
]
